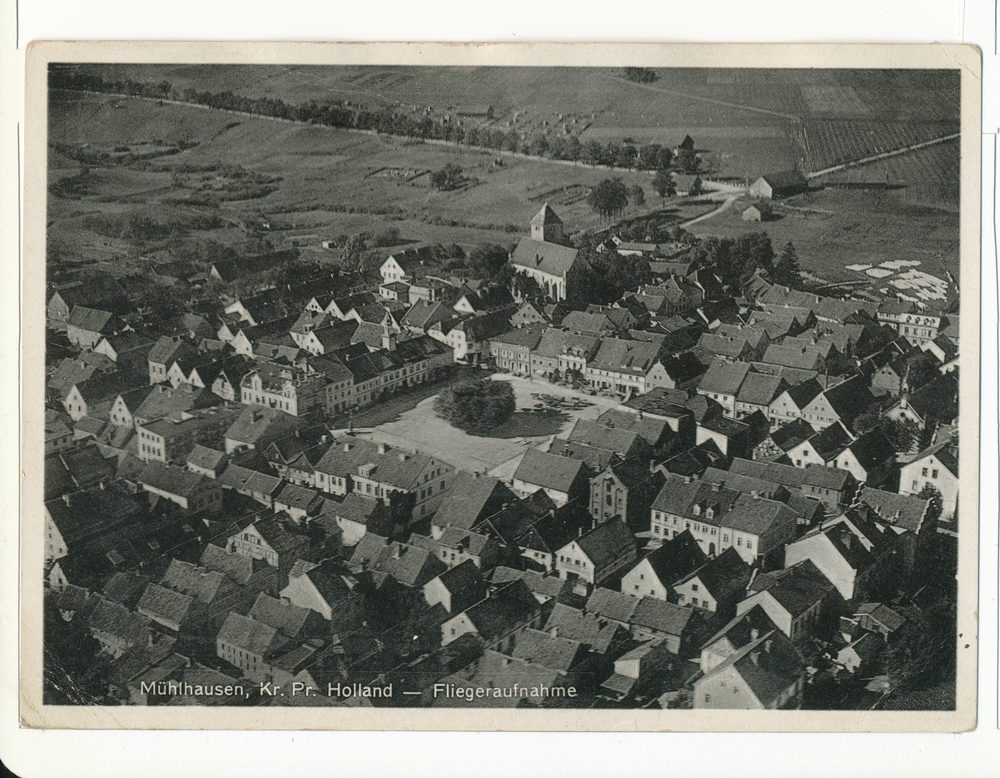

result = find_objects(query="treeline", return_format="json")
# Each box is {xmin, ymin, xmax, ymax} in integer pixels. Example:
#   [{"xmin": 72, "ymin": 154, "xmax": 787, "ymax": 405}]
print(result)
[{"xmin": 50, "ymin": 67, "xmax": 689, "ymax": 172}]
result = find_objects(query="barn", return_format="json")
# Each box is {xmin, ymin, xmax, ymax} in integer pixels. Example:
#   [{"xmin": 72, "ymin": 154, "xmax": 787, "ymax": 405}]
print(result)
[
  {"xmin": 742, "ymin": 206, "xmax": 762, "ymax": 222},
  {"xmin": 749, "ymin": 170, "xmax": 808, "ymax": 199}
]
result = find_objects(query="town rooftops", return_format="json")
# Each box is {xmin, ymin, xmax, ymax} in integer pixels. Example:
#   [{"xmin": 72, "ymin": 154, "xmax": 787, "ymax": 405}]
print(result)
[
  {"xmin": 137, "ymin": 461, "xmax": 213, "ymax": 501},
  {"xmin": 432, "ymin": 471, "xmax": 514, "ymax": 532},
  {"xmin": 588, "ymin": 338, "xmax": 664, "ymax": 375},
  {"xmin": 248, "ymin": 592, "xmax": 317, "ymax": 638},
  {"xmin": 805, "ymin": 422, "xmax": 855, "ymax": 462},
  {"xmin": 543, "ymin": 603, "xmax": 622, "ymax": 654},
  {"xmin": 68, "ymin": 305, "xmax": 118, "ymax": 333},
  {"xmin": 737, "ymin": 373, "xmax": 787, "ymax": 406},
  {"xmin": 460, "ymin": 579, "xmax": 541, "ymax": 643},
  {"xmin": 513, "ymin": 448, "xmax": 586, "ymax": 494},
  {"xmin": 159, "ymin": 559, "xmax": 230, "ymax": 604},
  {"xmin": 585, "ymin": 587, "xmax": 641, "ymax": 625},
  {"xmin": 698, "ymin": 360, "xmax": 753, "ymax": 396},
  {"xmin": 652, "ymin": 476, "xmax": 741, "ymax": 525},
  {"xmin": 769, "ymin": 419, "xmax": 816, "ymax": 452},
  {"xmin": 854, "ymin": 602, "xmax": 907, "ymax": 633},
  {"xmin": 856, "ymin": 487, "xmax": 929, "ymax": 533},
  {"xmin": 511, "ymin": 628, "xmax": 584, "ymax": 673},
  {"xmin": 216, "ymin": 611, "xmax": 290, "ymax": 658},
  {"xmin": 199, "ymin": 544, "xmax": 265, "ymax": 586},
  {"xmin": 314, "ymin": 435, "xmax": 440, "ymax": 490},
  {"xmin": 638, "ymin": 530, "xmax": 708, "ymax": 585},
  {"xmin": 748, "ymin": 559, "xmax": 835, "ymax": 617},
  {"xmin": 630, "ymin": 597, "xmax": 694, "ymax": 637},
  {"xmin": 571, "ymin": 519, "xmax": 638, "ymax": 570},
  {"xmin": 349, "ymin": 533, "xmax": 445, "ymax": 588},
  {"xmin": 677, "ymin": 547, "xmax": 752, "ymax": 603},
  {"xmin": 701, "ymin": 629, "xmax": 804, "ymax": 707}
]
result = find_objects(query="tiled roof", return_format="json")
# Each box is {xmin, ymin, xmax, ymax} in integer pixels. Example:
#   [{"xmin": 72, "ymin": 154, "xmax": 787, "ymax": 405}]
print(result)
[
  {"xmin": 567, "ymin": 419, "xmax": 643, "ymax": 456},
  {"xmin": 248, "ymin": 592, "xmax": 316, "ymax": 638},
  {"xmin": 635, "ymin": 530, "xmax": 707, "ymax": 586},
  {"xmin": 722, "ymin": 493, "xmax": 799, "ymax": 536},
  {"xmin": 68, "ymin": 305, "xmax": 116, "ymax": 333},
  {"xmin": 313, "ymin": 435, "xmax": 438, "ymax": 491},
  {"xmin": 572, "ymin": 519, "xmax": 638, "ymax": 570},
  {"xmin": 432, "ymin": 559, "xmax": 483, "ymax": 596},
  {"xmin": 749, "ymin": 559, "xmax": 835, "ymax": 617},
  {"xmin": 701, "ymin": 629, "xmax": 804, "ymax": 707},
  {"xmin": 160, "ymin": 559, "xmax": 229, "ymax": 604},
  {"xmin": 678, "ymin": 547, "xmax": 751, "ymax": 602},
  {"xmin": 138, "ymin": 461, "xmax": 212, "ymax": 500},
  {"xmin": 543, "ymin": 603, "xmax": 622, "ymax": 654},
  {"xmin": 216, "ymin": 611, "xmax": 290, "ymax": 657},
  {"xmin": 199, "ymin": 544, "xmax": 261, "ymax": 586},
  {"xmin": 510, "ymin": 237, "xmax": 580, "ymax": 278},
  {"xmin": 846, "ymin": 429, "xmax": 896, "ymax": 472},
  {"xmin": 698, "ymin": 360, "xmax": 752, "ymax": 396},
  {"xmin": 460, "ymin": 579, "xmax": 541, "ymax": 642},
  {"xmin": 433, "ymin": 471, "xmax": 515, "ymax": 532},
  {"xmin": 702, "ymin": 603, "xmax": 782, "ymax": 653},
  {"xmin": 854, "ymin": 602, "xmax": 907, "ymax": 632},
  {"xmin": 88, "ymin": 597, "xmax": 151, "ymax": 644},
  {"xmin": 511, "ymin": 628, "xmax": 584, "ymax": 672},
  {"xmin": 513, "ymin": 448, "xmax": 586, "ymax": 493},
  {"xmin": 186, "ymin": 445, "xmax": 227, "ymax": 472},
  {"xmin": 138, "ymin": 583, "xmax": 200, "ymax": 627},
  {"xmin": 585, "ymin": 588, "xmax": 640, "ymax": 625},
  {"xmin": 349, "ymin": 533, "xmax": 446, "ymax": 588},
  {"xmin": 587, "ymin": 338, "xmax": 664, "ymax": 375},
  {"xmin": 737, "ymin": 373, "xmax": 786, "ymax": 406},
  {"xmin": 630, "ymin": 597, "xmax": 693, "ymax": 637},
  {"xmin": 488, "ymin": 567, "xmax": 568, "ymax": 601},
  {"xmin": 856, "ymin": 487, "xmax": 928, "ymax": 533},
  {"xmin": 804, "ymin": 422, "xmax": 854, "ymax": 462}
]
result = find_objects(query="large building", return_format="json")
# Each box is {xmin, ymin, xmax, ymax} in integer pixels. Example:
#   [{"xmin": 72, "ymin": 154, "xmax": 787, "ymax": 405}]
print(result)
[{"xmin": 509, "ymin": 205, "xmax": 589, "ymax": 302}]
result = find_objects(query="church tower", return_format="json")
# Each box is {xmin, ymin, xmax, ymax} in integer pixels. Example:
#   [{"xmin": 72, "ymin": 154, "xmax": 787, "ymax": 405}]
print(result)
[{"xmin": 530, "ymin": 203, "xmax": 563, "ymax": 243}]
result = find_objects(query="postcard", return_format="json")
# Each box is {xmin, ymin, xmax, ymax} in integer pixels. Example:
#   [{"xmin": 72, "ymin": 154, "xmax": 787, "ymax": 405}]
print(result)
[{"xmin": 20, "ymin": 41, "xmax": 981, "ymax": 731}]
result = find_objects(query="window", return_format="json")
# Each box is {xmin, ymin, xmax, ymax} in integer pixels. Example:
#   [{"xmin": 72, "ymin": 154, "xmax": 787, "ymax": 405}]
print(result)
[
  {"xmin": 691, "ymin": 584, "xmax": 699, "ymax": 592},
  {"xmin": 922, "ymin": 467, "xmax": 928, "ymax": 477},
  {"xmin": 746, "ymin": 540, "xmax": 752, "ymax": 550},
  {"xmin": 723, "ymin": 534, "xmax": 728, "ymax": 543},
  {"xmin": 912, "ymin": 480, "xmax": 919, "ymax": 490},
  {"xmin": 932, "ymin": 469, "xmax": 939, "ymax": 479},
  {"xmin": 737, "ymin": 538, "xmax": 742, "ymax": 546},
  {"xmin": 702, "ymin": 600, "xmax": 709, "ymax": 608}
]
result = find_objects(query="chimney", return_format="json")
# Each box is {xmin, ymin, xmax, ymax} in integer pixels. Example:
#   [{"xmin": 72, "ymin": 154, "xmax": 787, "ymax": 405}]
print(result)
[
  {"xmin": 382, "ymin": 331, "xmax": 397, "ymax": 352},
  {"xmin": 578, "ymin": 526, "xmax": 584, "ymax": 537},
  {"xmin": 550, "ymin": 626, "xmax": 559, "ymax": 638},
  {"xmin": 649, "ymin": 459, "xmax": 656, "ymax": 474},
  {"xmin": 711, "ymin": 482, "xmax": 721, "ymax": 491},
  {"xmin": 392, "ymin": 545, "xmax": 402, "ymax": 560},
  {"xmin": 765, "ymin": 639, "xmax": 773, "ymax": 654},
  {"xmin": 750, "ymin": 628, "xmax": 760, "ymax": 642},
  {"xmin": 750, "ymin": 651, "xmax": 760, "ymax": 666},
  {"xmin": 62, "ymin": 493, "xmax": 71, "ymax": 506},
  {"xmin": 344, "ymin": 442, "xmax": 352, "ymax": 452},
  {"xmin": 378, "ymin": 442, "xmax": 387, "ymax": 455}
]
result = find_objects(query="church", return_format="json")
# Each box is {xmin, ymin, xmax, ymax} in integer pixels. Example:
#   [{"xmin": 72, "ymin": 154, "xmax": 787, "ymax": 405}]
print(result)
[{"xmin": 509, "ymin": 204, "xmax": 589, "ymax": 302}]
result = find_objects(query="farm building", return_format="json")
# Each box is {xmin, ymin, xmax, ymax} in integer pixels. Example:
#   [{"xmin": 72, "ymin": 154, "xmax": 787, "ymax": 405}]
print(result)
[
  {"xmin": 749, "ymin": 171, "xmax": 808, "ymax": 200},
  {"xmin": 742, "ymin": 206, "xmax": 762, "ymax": 222}
]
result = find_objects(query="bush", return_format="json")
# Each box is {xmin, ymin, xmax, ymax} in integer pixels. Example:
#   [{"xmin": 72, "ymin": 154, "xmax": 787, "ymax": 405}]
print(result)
[{"xmin": 434, "ymin": 379, "xmax": 516, "ymax": 434}]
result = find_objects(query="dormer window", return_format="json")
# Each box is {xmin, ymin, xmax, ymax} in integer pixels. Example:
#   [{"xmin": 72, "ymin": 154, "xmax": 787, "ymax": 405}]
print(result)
[{"xmin": 692, "ymin": 504, "xmax": 701, "ymax": 516}]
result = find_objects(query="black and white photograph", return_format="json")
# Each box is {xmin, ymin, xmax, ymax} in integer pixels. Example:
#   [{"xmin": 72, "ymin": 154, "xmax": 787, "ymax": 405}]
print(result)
[{"xmin": 22, "ymin": 42, "xmax": 980, "ymax": 731}]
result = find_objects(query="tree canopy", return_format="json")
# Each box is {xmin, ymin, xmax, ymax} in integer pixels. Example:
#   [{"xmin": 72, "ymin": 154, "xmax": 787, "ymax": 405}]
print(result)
[
  {"xmin": 430, "ymin": 163, "xmax": 464, "ymax": 191},
  {"xmin": 651, "ymin": 169, "xmax": 676, "ymax": 204},
  {"xmin": 434, "ymin": 378, "xmax": 516, "ymax": 434},
  {"xmin": 774, "ymin": 241, "xmax": 802, "ymax": 287},
  {"xmin": 587, "ymin": 177, "xmax": 630, "ymax": 221}
]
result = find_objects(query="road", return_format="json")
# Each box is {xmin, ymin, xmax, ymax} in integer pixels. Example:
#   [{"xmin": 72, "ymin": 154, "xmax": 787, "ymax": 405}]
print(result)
[{"xmin": 679, "ymin": 193, "xmax": 742, "ymax": 228}]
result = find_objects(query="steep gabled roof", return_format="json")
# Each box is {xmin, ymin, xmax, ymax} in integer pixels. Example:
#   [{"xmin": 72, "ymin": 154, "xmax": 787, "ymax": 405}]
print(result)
[
  {"xmin": 571, "ymin": 519, "xmax": 638, "ymax": 570},
  {"xmin": 698, "ymin": 360, "xmax": 753, "ymax": 396},
  {"xmin": 513, "ymin": 448, "xmax": 586, "ymax": 494},
  {"xmin": 460, "ymin": 579, "xmax": 541, "ymax": 642},
  {"xmin": 748, "ymin": 559, "xmax": 835, "ymax": 617},
  {"xmin": 216, "ymin": 611, "xmax": 290, "ymax": 657},
  {"xmin": 511, "ymin": 628, "xmax": 584, "ymax": 672},
  {"xmin": 677, "ymin": 547, "xmax": 751, "ymax": 603},
  {"xmin": 585, "ymin": 587, "xmax": 641, "ymax": 625},
  {"xmin": 543, "ymin": 603, "xmax": 622, "ymax": 654},
  {"xmin": 510, "ymin": 237, "xmax": 580, "ymax": 279},
  {"xmin": 635, "ymin": 530, "xmax": 708, "ymax": 586}
]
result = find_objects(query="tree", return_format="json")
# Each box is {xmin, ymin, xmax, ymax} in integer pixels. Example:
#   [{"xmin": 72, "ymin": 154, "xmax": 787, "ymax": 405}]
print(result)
[
  {"xmin": 918, "ymin": 483, "xmax": 944, "ymax": 524},
  {"xmin": 629, "ymin": 184, "xmax": 646, "ymax": 212},
  {"xmin": 469, "ymin": 244, "xmax": 510, "ymax": 277},
  {"xmin": 651, "ymin": 169, "xmax": 676, "ymax": 205},
  {"xmin": 587, "ymin": 177, "xmax": 630, "ymax": 221},
  {"xmin": 774, "ymin": 241, "xmax": 802, "ymax": 287},
  {"xmin": 430, "ymin": 163, "xmax": 463, "ymax": 191},
  {"xmin": 340, "ymin": 231, "xmax": 372, "ymax": 273},
  {"xmin": 434, "ymin": 378, "xmax": 516, "ymax": 434}
]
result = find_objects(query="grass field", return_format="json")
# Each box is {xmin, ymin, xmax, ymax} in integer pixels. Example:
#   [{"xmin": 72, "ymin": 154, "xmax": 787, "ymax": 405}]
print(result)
[
  {"xmin": 686, "ymin": 187, "xmax": 960, "ymax": 285},
  {"xmin": 47, "ymin": 66, "xmax": 962, "ymax": 286}
]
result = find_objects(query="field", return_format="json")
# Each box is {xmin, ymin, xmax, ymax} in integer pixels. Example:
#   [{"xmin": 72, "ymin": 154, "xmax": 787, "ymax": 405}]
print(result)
[
  {"xmin": 685, "ymin": 187, "xmax": 960, "ymax": 285},
  {"xmin": 47, "ymin": 66, "xmax": 962, "ymax": 286}
]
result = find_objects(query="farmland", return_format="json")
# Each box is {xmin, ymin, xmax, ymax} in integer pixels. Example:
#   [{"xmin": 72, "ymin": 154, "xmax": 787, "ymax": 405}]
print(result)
[
  {"xmin": 47, "ymin": 65, "xmax": 962, "ymax": 287},
  {"xmin": 685, "ymin": 187, "xmax": 960, "ymax": 285}
]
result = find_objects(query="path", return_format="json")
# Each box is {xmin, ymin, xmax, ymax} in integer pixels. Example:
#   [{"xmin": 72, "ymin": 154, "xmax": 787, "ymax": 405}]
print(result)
[
  {"xmin": 806, "ymin": 133, "xmax": 961, "ymax": 178},
  {"xmin": 679, "ymin": 193, "xmax": 741, "ymax": 228}
]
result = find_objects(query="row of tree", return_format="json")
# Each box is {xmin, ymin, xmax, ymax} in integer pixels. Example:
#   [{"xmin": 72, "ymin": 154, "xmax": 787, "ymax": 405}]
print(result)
[{"xmin": 50, "ymin": 67, "xmax": 693, "ymax": 173}]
